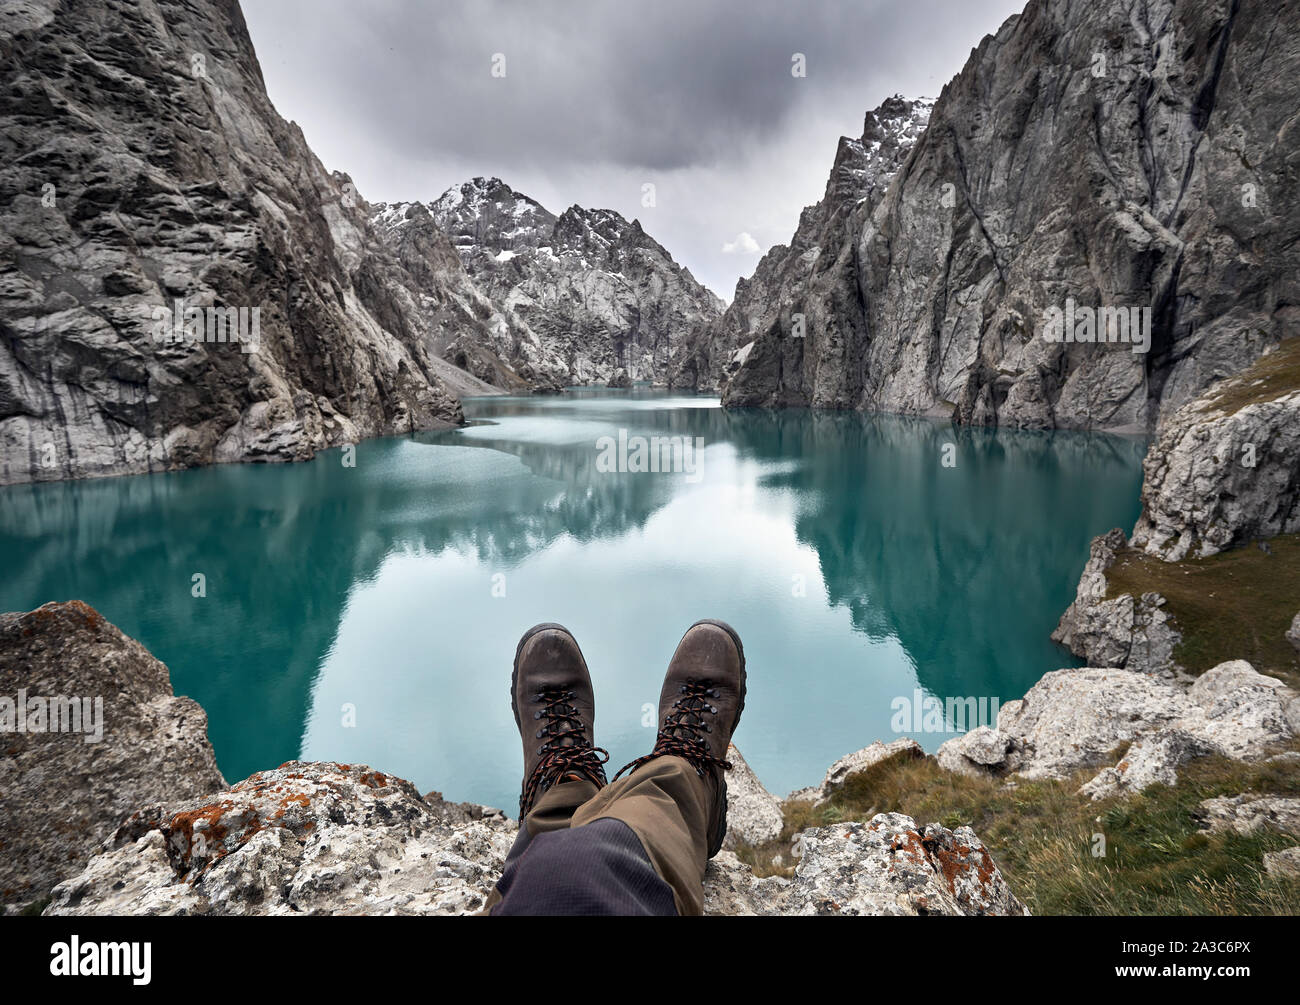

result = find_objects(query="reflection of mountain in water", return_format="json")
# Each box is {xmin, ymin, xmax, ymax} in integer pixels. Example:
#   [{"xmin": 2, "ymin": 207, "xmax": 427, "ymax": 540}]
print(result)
[
  {"xmin": 0, "ymin": 390, "xmax": 1146, "ymax": 780},
  {"xmin": 422, "ymin": 395, "xmax": 737, "ymax": 553},
  {"xmin": 719, "ymin": 407, "xmax": 1147, "ymax": 700},
  {"xmin": 0, "ymin": 395, "xmax": 736, "ymax": 779}
]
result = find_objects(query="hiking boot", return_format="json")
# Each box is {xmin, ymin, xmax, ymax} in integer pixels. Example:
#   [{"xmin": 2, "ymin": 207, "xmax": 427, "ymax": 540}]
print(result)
[
  {"xmin": 614, "ymin": 619, "xmax": 746, "ymax": 857},
  {"xmin": 512, "ymin": 623, "xmax": 608, "ymax": 817}
]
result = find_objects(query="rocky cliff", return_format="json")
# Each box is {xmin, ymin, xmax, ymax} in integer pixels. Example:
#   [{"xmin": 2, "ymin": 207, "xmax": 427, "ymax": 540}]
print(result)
[
  {"xmin": 11, "ymin": 599, "xmax": 1297, "ymax": 915},
  {"xmin": 375, "ymin": 177, "xmax": 724, "ymax": 390},
  {"xmin": 938, "ymin": 660, "xmax": 1300, "ymax": 798},
  {"xmin": 2, "ymin": 601, "xmax": 1026, "ymax": 917},
  {"xmin": 0, "ymin": 601, "xmax": 226, "ymax": 909},
  {"xmin": 679, "ymin": 95, "xmax": 934, "ymax": 393},
  {"xmin": 723, "ymin": 0, "xmax": 1299, "ymax": 432},
  {"xmin": 1055, "ymin": 339, "xmax": 1300, "ymax": 673},
  {"xmin": 0, "ymin": 0, "xmax": 512, "ymax": 486}
]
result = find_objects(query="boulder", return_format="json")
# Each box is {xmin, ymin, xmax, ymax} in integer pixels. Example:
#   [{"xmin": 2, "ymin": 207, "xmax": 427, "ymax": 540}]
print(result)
[
  {"xmin": 1052, "ymin": 529, "xmax": 1182, "ymax": 674},
  {"xmin": 15, "ymin": 604, "xmax": 1022, "ymax": 917},
  {"xmin": 45, "ymin": 761, "xmax": 513, "ymax": 916},
  {"xmin": 0, "ymin": 601, "xmax": 225, "ymax": 912},
  {"xmin": 938, "ymin": 662, "xmax": 1298, "ymax": 791},
  {"xmin": 937, "ymin": 668, "xmax": 1185, "ymax": 780},
  {"xmin": 789, "ymin": 738, "xmax": 925, "ymax": 803},
  {"xmin": 1195, "ymin": 795, "xmax": 1300, "ymax": 837},
  {"xmin": 1263, "ymin": 847, "xmax": 1300, "ymax": 881},
  {"xmin": 706, "ymin": 814, "xmax": 1027, "ymax": 916},
  {"xmin": 722, "ymin": 744, "xmax": 784, "ymax": 849},
  {"xmin": 781, "ymin": 815, "xmax": 1028, "ymax": 916},
  {"xmin": 1078, "ymin": 729, "xmax": 1212, "ymax": 801},
  {"xmin": 1131, "ymin": 385, "xmax": 1300, "ymax": 561},
  {"xmin": 1288, "ymin": 613, "xmax": 1300, "ymax": 653},
  {"xmin": 1175, "ymin": 660, "xmax": 1300, "ymax": 759}
]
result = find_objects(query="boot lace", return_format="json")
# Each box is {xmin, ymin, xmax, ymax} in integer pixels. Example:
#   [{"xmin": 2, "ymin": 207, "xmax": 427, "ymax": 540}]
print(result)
[
  {"xmin": 614, "ymin": 679, "xmax": 733, "ymax": 781},
  {"xmin": 519, "ymin": 686, "xmax": 608, "ymax": 816}
]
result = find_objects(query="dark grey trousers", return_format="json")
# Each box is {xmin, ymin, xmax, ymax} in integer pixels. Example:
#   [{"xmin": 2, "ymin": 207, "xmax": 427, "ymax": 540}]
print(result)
[{"xmin": 490, "ymin": 817, "xmax": 678, "ymax": 916}]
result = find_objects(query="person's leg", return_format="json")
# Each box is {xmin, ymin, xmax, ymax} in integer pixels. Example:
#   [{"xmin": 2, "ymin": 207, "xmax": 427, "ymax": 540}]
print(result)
[
  {"xmin": 490, "ymin": 816, "xmax": 677, "ymax": 915},
  {"xmin": 484, "ymin": 619, "xmax": 745, "ymax": 916},
  {"xmin": 569, "ymin": 620, "xmax": 747, "ymax": 916},
  {"xmin": 484, "ymin": 623, "xmax": 620, "ymax": 914}
]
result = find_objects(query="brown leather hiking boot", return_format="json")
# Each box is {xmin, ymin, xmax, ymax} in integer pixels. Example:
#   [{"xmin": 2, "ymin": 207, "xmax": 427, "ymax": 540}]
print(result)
[
  {"xmin": 614, "ymin": 619, "xmax": 746, "ymax": 857},
  {"xmin": 512, "ymin": 623, "xmax": 609, "ymax": 817}
]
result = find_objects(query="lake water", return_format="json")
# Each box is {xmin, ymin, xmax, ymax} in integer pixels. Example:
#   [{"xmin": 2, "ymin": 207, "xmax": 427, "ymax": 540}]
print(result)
[{"xmin": 0, "ymin": 389, "xmax": 1146, "ymax": 813}]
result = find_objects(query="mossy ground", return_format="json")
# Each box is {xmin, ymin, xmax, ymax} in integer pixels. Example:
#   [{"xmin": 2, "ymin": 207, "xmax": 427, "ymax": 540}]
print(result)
[
  {"xmin": 1103, "ymin": 533, "xmax": 1300, "ymax": 689},
  {"xmin": 1199, "ymin": 337, "xmax": 1300, "ymax": 416},
  {"xmin": 733, "ymin": 745, "xmax": 1300, "ymax": 915}
]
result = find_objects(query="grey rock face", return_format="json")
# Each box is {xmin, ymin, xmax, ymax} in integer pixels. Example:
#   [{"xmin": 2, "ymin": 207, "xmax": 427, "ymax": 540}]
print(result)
[
  {"xmin": 690, "ymin": 95, "xmax": 934, "ymax": 396},
  {"xmin": 1056, "ymin": 347, "xmax": 1300, "ymax": 672},
  {"xmin": 45, "ymin": 761, "xmax": 514, "ymax": 916},
  {"xmin": 375, "ymin": 177, "xmax": 723, "ymax": 390},
  {"xmin": 724, "ymin": 1, "xmax": 1299, "ymax": 431},
  {"xmin": 782, "ymin": 815, "xmax": 1028, "ymax": 916},
  {"xmin": 0, "ymin": 0, "xmax": 482, "ymax": 486},
  {"xmin": 1053, "ymin": 528, "xmax": 1182, "ymax": 673},
  {"xmin": 936, "ymin": 661, "xmax": 1298, "ymax": 790},
  {"xmin": 0, "ymin": 601, "xmax": 225, "ymax": 912},
  {"xmin": 937, "ymin": 667, "xmax": 1183, "ymax": 779},
  {"xmin": 702, "ymin": 814, "xmax": 1029, "ymax": 916},
  {"xmin": 1130, "ymin": 377, "xmax": 1300, "ymax": 561},
  {"xmin": 1288, "ymin": 614, "xmax": 1300, "ymax": 654},
  {"xmin": 43, "ymin": 755, "xmax": 1026, "ymax": 917},
  {"xmin": 722, "ymin": 744, "xmax": 784, "ymax": 849},
  {"xmin": 15, "ymin": 603, "xmax": 1019, "ymax": 916}
]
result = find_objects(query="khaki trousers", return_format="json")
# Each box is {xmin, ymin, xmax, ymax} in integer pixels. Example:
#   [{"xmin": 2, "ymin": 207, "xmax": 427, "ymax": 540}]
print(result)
[{"xmin": 484, "ymin": 755, "xmax": 715, "ymax": 916}]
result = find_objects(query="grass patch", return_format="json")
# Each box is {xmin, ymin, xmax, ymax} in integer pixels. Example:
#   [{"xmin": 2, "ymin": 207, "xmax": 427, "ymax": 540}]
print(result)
[
  {"xmin": 1200, "ymin": 337, "xmax": 1300, "ymax": 416},
  {"xmin": 1103, "ymin": 534, "xmax": 1300, "ymax": 687},
  {"xmin": 733, "ymin": 746, "xmax": 1300, "ymax": 915}
]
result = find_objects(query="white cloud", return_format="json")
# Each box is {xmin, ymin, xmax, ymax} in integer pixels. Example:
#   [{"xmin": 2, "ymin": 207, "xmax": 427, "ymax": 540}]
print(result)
[
  {"xmin": 243, "ymin": 0, "xmax": 1026, "ymax": 300},
  {"xmin": 721, "ymin": 232, "xmax": 761, "ymax": 255}
]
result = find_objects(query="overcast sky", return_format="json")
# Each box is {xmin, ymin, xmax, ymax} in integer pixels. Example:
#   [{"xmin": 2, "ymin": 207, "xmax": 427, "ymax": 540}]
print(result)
[{"xmin": 242, "ymin": 0, "xmax": 1025, "ymax": 301}]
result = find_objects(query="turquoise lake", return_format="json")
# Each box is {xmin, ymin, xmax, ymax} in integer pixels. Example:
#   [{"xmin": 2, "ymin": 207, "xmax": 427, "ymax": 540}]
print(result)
[{"xmin": 0, "ymin": 389, "xmax": 1147, "ymax": 814}]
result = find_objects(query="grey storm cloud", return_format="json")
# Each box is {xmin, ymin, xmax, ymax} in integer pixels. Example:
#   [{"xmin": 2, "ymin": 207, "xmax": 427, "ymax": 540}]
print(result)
[{"xmin": 243, "ymin": 0, "xmax": 1026, "ymax": 297}]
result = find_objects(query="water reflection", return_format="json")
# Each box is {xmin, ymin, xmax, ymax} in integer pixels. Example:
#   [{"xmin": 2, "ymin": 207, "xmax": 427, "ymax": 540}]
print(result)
[{"xmin": 0, "ymin": 388, "xmax": 1145, "ymax": 809}]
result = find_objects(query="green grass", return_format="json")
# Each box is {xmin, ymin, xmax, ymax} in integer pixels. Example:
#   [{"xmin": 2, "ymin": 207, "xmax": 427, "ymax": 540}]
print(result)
[
  {"xmin": 1103, "ymin": 534, "xmax": 1300, "ymax": 688},
  {"xmin": 733, "ymin": 746, "xmax": 1300, "ymax": 915}
]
